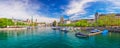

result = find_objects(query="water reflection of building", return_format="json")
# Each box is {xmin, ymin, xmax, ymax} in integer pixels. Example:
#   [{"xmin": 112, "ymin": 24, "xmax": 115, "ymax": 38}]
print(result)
[
  {"xmin": 0, "ymin": 30, "xmax": 26, "ymax": 40},
  {"xmin": 0, "ymin": 28, "xmax": 52, "ymax": 41},
  {"xmin": 37, "ymin": 23, "xmax": 46, "ymax": 27},
  {"xmin": 0, "ymin": 29, "xmax": 38, "ymax": 40}
]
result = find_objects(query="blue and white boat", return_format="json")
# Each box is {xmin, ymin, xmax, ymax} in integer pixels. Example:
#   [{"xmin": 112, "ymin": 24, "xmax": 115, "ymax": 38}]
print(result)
[
  {"xmin": 52, "ymin": 27, "xmax": 60, "ymax": 30},
  {"xmin": 90, "ymin": 29, "xmax": 100, "ymax": 33},
  {"xmin": 60, "ymin": 27, "xmax": 69, "ymax": 32}
]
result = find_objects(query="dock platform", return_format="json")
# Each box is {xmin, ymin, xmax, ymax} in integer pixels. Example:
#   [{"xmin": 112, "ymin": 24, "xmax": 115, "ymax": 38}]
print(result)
[
  {"xmin": 75, "ymin": 31, "xmax": 102, "ymax": 37},
  {"xmin": 88, "ymin": 31, "xmax": 102, "ymax": 36}
]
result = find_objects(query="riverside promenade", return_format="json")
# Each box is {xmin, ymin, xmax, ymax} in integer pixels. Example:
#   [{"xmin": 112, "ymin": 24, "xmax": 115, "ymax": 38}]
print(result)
[
  {"xmin": 0, "ymin": 28, "xmax": 27, "ymax": 30},
  {"xmin": 73, "ymin": 26, "xmax": 120, "ymax": 33}
]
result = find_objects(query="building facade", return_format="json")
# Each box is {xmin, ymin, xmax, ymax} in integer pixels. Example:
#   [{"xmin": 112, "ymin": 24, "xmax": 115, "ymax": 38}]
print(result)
[
  {"xmin": 59, "ymin": 16, "xmax": 64, "ymax": 24},
  {"xmin": 64, "ymin": 20, "xmax": 71, "ymax": 24},
  {"xmin": 99, "ymin": 14, "xmax": 120, "ymax": 18}
]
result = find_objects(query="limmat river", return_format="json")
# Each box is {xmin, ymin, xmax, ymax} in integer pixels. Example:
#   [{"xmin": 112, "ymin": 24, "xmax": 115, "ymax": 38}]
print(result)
[{"xmin": 0, "ymin": 27, "xmax": 120, "ymax": 48}]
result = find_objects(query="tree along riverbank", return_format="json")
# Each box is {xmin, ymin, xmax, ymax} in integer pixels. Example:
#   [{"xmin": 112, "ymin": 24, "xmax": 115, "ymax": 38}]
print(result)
[{"xmin": 0, "ymin": 18, "xmax": 37, "ymax": 28}]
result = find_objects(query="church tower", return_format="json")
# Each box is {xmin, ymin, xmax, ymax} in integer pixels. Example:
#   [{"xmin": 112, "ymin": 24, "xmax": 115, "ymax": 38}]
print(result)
[
  {"xmin": 95, "ymin": 12, "xmax": 99, "ymax": 21},
  {"xmin": 95, "ymin": 12, "xmax": 99, "ymax": 27},
  {"xmin": 60, "ymin": 16, "xmax": 64, "ymax": 24}
]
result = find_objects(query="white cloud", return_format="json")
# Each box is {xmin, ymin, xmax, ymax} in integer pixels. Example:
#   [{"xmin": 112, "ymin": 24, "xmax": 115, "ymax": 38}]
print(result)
[
  {"xmin": 0, "ymin": 0, "xmax": 58, "ymax": 23},
  {"xmin": 65, "ymin": 0, "xmax": 120, "ymax": 19},
  {"xmin": 65, "ymin": 0, "xmax": 97, "ymax": 18},
  {"xmin": 109, "ymin": 0, "xmax": 120, "ymax": 10},
  {"xmin": 108, "ymin": 0, "xmax": 120, "ymax": 6},
  {"xmin": 102, "ymin": 0, "xmax": 120, "ymax": 13}
]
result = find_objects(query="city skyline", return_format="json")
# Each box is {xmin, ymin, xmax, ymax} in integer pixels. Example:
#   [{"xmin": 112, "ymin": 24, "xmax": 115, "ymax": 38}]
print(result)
[{"xmin": 0, "ymin": 0, "xmax": 120, "ymax": 23}]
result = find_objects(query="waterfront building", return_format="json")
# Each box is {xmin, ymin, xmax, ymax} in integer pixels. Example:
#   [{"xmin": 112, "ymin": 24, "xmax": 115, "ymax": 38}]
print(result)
[
  {"xmin": 11, "ymin": 18, "xmax": 38, "ymax": 26},
  {"xmin": 83, "ymin": 19, "xmax": 95, "ymax": 23},
  {"xmin": 99, "ymin": 14, "xmax": 120, "ymax": 18},
  {"xmin": 64, "ymin": 19, "xmax": 71, "ymax": 24}
]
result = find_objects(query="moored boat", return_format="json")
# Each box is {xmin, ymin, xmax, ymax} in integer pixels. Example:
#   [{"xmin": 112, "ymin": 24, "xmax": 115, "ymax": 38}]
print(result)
[
  {"xmin": 75, "ymin": 32, "xmax": 88, "ymax": 37},
  {"xmin": 90, "ymin": 29, "xmax": 100, "ymax": 33},
  {"xmin": 52, "ymin": 27, "xmax": 60, "ymax": 30}
]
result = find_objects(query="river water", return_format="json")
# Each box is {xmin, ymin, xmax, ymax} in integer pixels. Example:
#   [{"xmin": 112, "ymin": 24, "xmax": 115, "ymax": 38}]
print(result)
[{"xmin": 0, "ymin": 27, "xmax": 120, "ymax": 48}]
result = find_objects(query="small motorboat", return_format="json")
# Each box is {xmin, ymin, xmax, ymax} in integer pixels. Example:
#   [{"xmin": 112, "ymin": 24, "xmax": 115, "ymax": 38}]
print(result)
[
  {"xmin": 101, "ymin": 29, "xmax": 109, "ymax": 34},
  {"xmin": 90, "ymin": 29, "xmax": 100, "ymax": 33},
  {"xmin": 75, "ymin": 32, "xmax": 88, "ymax": 37},
  {"xmin": 27, "ymin": 26, "xmax": 33, "ymax": 29},
  {"xmin": 60, "ymin": 28, "xmax": 69, "ymax": 32},
  {"xmin": 52, "ymin": 27, "xmax": 60, "ymax": 30}
]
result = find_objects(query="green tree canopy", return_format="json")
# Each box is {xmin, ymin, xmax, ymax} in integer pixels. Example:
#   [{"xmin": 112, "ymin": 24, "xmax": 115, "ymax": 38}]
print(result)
[
  {"xmin": 0, "ymin": 18, "xmax": 14, "ymax": 27},
  {"xmin": 53, "ymin": 20, "xmax": 57, "ymax": 27}
]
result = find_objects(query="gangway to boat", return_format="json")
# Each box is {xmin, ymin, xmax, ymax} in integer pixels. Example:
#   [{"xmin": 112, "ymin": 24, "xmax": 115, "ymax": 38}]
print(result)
[
  {"xmin": 75, "ymin": 31, "xmax": 102, "ymax": 37},
  {"xmin": 88, "ymin": 31, "xmax": 102, "ymax": 36}
]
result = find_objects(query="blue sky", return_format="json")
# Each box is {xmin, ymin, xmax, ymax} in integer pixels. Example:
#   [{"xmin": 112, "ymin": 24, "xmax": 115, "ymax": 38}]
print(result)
[{"xmin": 0, "ymin": 0, "xmax": 120, "ymax": 23}]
